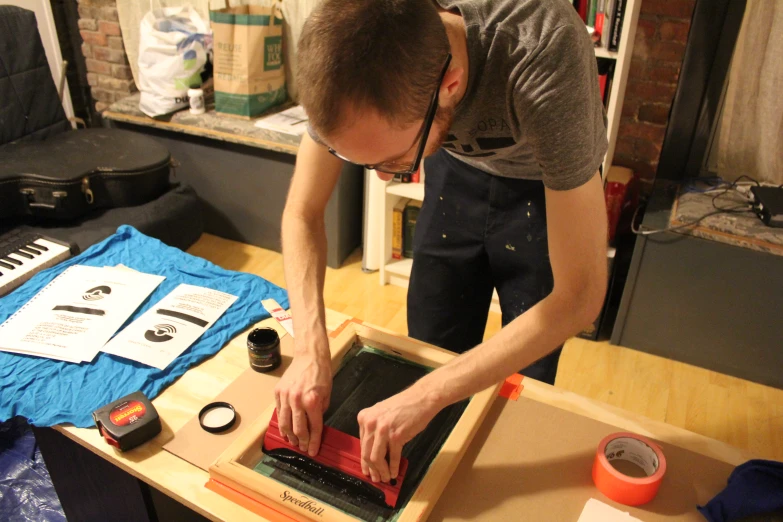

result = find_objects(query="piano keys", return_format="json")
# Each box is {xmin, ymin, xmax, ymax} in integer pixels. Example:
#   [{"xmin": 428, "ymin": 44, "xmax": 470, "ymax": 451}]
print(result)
[{"xmin": 0, "ymin": 231, "xmax": 74, "ymax": 297}]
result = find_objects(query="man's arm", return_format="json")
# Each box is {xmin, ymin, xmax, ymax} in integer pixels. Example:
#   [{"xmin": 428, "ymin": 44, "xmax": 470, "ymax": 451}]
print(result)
[
  {"xmin": 358, "ymin": 172, "xmax": 608, "ymax": 482},
  {"xmin": 275, "ymin": 133, "xmax": 344, "ymax": 456}
]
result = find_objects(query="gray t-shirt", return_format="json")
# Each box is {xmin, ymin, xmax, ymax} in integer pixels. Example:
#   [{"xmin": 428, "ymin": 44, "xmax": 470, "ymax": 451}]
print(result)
[{"xmin": 436, "ymin": 0, "xmax": 608, "ymax": 190}]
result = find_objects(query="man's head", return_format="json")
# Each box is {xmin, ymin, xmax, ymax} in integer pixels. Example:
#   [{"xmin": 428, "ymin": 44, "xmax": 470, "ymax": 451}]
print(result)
[{"xmin": 297, "ymin": 0, "xmax": 462, "ymax": 175}]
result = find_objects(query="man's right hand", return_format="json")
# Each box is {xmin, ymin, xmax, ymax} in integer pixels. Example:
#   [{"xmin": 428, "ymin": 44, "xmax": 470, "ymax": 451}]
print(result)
[{"xmin": 274, "ymin": 346, "xmax": 332, "ymax": 457}]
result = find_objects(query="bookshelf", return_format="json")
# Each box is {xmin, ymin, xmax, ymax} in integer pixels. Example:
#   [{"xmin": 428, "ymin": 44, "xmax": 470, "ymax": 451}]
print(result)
[
  {"xmin": 600, "ymin": 0, "xmax": 642, "ymax": 182},
  {"xmin": 369, "ymin": 0, "xmax": 641, "ymax": 309},
  {"xmin": 385, "ymin": 181, "xmax": 425, "ymax": 201},
  {"xmin": 593, "ymin": 47, "xmax": 619, "ymax": 60}
]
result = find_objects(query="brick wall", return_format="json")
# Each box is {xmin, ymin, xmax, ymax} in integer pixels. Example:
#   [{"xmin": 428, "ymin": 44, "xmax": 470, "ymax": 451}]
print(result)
[
  {"xmin": 77, "ymin": 0, "xmax": 135, "ymax": 112},
  {"xmin": 613, "ymin": 0, "xmax": 695, "ymax": 188}
]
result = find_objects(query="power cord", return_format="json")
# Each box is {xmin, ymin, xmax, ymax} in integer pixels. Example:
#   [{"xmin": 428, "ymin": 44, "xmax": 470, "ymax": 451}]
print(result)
[
  {"xmin": 711, "ymin": 175, "xmax": 760, "ymax": 213},
  {"xmin": 632, "ymin": 176, "xmax": 757, "ymax": 236},
  {"xmin": 631, "ymin": 206, "xmax": 752, "ymax": 236}
]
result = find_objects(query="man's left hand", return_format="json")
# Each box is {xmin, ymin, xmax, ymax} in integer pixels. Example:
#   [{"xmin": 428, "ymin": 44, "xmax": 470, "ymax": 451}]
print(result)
[{"xmin": 357, "ymin": 387, "xmax": 439, "ymax": 483}]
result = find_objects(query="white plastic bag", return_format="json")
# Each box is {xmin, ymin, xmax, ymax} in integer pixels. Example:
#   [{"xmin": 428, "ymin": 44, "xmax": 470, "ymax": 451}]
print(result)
[{"xmin": 138, "ymin": 4, "xmax": 209, "ymax": 117}]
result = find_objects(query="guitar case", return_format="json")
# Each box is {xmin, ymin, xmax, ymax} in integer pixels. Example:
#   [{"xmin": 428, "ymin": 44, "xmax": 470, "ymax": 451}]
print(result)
[{"xmin": 0, "ymin": 128, "xmax": 172, "ymax": 221}]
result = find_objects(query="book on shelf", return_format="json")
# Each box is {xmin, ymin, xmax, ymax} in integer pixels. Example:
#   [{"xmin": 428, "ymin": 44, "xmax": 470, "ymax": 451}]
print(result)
[
  {"xmin": 604, "ymin": 61, "xmax": 615, "ymax": 106},
  {"xmin": 587, "ymin": 0, "xmax": 597, "ymax": 28},
  {"xmin": 601, "ymin": 0, "xmax": 617, "ymax": 49},
  {"xmin": 608, "ymin": 0, "xmax": 627, "ymax": 52},
  {"xmin": 571, "ymin": 0, "xmax": 590, "ymax": 24},
  {"xmin": 595, "ymin": 0, "xmax": 605, "ymax": 39},
  {"xmin": 590, "ymin": 0, "xmax": 606, "ymax": 46},
  {"xmin": 575, "ymin": 0, "xmax": 626, "ymax": 51},
  {"xmin": 402, "ymin": 200, "xmax": 421, "ymax": 259},
  {"xmin": 597, "ymin": 58, "xmax": 615, "ymax": 107},
  {"xmin": 392, "ymin": 198, "xmax": 410, "ymax": 260}
]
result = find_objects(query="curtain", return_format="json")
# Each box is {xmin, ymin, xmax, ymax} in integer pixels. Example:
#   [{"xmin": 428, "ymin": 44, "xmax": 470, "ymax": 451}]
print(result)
[{"xmin": 717, "ymin": 0, "xmax": 783, "ymax": 185}]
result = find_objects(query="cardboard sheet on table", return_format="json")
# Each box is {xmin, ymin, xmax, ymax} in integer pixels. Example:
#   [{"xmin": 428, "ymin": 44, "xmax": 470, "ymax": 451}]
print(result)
[
  {"xmin": 428, "ymin": 396, "xmax": 736, "ymax": 522},
  {"xmin": 163, "ymin": 334, "xmax": 294, "ymax": 471}
]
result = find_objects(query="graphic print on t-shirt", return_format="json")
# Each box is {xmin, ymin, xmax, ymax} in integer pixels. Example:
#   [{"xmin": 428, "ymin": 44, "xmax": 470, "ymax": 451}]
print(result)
[{"xmin": 442, "ymin": 117, "xmax": 517, "ymax": 158}]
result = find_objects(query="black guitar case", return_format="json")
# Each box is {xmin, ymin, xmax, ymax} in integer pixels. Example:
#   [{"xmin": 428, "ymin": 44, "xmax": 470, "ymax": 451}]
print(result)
[{"xmin": 0, "ymin": 129, "xmax": 172, "ymax": 221}]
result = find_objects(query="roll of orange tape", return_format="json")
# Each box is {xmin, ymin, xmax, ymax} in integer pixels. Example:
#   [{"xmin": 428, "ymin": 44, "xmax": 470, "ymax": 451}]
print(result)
[{"xmin": 592, "ymin": 432, "xmax": 667, "ymax": 506}]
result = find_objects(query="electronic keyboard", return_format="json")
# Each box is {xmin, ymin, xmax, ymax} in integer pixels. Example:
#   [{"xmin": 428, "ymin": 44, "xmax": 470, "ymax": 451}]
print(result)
[{"xmin": 0, "ymin": 230, "xmax": 74, "ymax": 297}]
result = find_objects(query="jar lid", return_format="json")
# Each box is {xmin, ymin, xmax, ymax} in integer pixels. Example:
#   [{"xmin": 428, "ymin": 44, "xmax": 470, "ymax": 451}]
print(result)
[
  {"xmin": 198, "ymin": 402, "xmax": 236, "ymax": 433},
  {"xmin": 247, "ymin": 327, "xmax": 280, "ymax": 350}
]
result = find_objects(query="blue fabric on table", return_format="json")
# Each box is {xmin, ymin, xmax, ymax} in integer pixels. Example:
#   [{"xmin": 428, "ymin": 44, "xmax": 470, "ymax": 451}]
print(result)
[
  {"xmin": 0, "ymin": 226, "xmax": 288, "ymax": 428},
  {"xmin": 698, "ymin": 459, "xmax": 783, "ymax": 521}
]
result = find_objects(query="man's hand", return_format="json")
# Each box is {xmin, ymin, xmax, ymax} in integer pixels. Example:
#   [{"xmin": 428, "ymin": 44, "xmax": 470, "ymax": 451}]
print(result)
[
  {"xmin": 357, "ymin": 386, "xmax": 440, "ymax": 483},
  {"xmin": 274, "ymin": 349, "xmax": 332, "ymax": 457}
]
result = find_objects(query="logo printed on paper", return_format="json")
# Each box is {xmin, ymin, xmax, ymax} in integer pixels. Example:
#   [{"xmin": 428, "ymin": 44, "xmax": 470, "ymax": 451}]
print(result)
[
  {"xmin": 144, "ymin": 324, "xmax": 177, "ymax": 343},
  {"xmin": 264, "ymin": 36, "xmax": 282, "ymax": 71},
  {"xmin": 83, "ymin": 285, "xmax": 112, "ymax": 301}
]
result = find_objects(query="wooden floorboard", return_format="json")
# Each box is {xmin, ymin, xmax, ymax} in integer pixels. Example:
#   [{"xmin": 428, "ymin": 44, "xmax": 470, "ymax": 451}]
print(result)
[{"xmin": 189, "ymin": 234, "xmax": 783, "ymax": 461}]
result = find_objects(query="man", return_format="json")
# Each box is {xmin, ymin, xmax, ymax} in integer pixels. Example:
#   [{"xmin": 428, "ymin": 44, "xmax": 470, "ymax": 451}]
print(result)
[{"xmin": 275, "ymin": 0, "xmax": 608, "ymax": 487}]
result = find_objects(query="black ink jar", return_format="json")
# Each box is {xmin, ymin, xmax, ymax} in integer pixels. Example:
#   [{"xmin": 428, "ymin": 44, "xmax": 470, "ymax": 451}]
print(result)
[{"xmin": 247, "ymin": 327, "xmax": 282, "ymax": 373}]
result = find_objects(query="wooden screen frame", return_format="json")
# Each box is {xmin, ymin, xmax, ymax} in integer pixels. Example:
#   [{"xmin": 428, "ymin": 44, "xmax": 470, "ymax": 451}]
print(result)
[{"xmin": 208, "ymin": 319, "xmax": 500, "ymax": 522}]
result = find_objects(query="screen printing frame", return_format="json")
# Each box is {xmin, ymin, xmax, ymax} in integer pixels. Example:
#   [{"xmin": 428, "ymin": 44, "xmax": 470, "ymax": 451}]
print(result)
[{"xmin": 208, "ymin": 319, "xmax": 500, "ymax": 521}]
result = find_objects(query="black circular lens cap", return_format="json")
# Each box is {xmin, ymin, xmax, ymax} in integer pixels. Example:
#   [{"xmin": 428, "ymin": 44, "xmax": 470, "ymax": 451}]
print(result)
[{"xmin": 198, "ymin": 402, "xmax": 237, "ymax": 433}]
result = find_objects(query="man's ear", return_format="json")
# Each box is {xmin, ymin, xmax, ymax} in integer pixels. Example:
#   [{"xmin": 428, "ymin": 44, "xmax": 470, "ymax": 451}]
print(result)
[{"xmin": 440, "ymin": 67, "xmax": 464, "ymax": 103}]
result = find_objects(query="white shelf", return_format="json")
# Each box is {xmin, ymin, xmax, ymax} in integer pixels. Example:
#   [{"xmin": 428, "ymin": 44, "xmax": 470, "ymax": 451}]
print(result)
[
  {"xmin": 386, "ymin": 182, "xmax": 425, "ymax": 202},
  {"xmin": 385, "ymin": 258, "xmax": 413, "ymax": 276},
  {"xmin": 383, "ymin": 258, "xmax": 414, "ymax": 289},
  {"xmin": 594, "ymin": 47, "xmax": 618, "ymax": 60}
]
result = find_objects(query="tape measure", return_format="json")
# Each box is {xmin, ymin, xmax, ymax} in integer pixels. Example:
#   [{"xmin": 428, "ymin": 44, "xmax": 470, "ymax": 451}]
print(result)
[{"xmin": 92, "ymin": 391, "xmax": 161, "ymax": 452}]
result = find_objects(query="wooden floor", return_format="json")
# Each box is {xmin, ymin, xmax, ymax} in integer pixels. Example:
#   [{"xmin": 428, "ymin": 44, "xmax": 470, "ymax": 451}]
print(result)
[{"xmin": 190, "ymin": 233, "xmax": 783, "ymax": 461}]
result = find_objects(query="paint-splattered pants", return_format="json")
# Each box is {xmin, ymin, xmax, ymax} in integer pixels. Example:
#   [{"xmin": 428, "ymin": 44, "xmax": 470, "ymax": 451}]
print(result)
[{"xmin": 408, "ymin": 149, "xmax": 562, "ymax": 385}]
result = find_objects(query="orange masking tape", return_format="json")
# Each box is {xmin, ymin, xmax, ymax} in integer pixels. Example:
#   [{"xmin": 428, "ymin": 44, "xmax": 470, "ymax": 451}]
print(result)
[
  {"xmin": 499, "ymin": 374, "xmax": 524, "ymax": 400},
  {"xmin": 592, "ymin": 432, "xmax": 667, "ymax": 506}
]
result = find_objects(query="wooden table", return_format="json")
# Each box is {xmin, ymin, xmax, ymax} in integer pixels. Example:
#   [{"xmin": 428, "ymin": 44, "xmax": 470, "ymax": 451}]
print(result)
[{"xmin": 38, "ymin": 305, "xmax": 756, "ymax": 521}]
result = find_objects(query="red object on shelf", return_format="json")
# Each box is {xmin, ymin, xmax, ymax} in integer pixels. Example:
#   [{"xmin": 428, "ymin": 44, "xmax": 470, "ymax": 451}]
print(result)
[
  {"xmin": 263, "ymin": 409, "xmax": 409, "ymax": 508},
  {"xmin": 604, "ymin": 167, "xmax": 638, "ymax": 243},
  {"xmin": 577, "ymin": 0, "xmax": 588, "ymax": 23},
  {"xmin": 595, "ymin": 11, "xmax": 605, "ymax": 39}
]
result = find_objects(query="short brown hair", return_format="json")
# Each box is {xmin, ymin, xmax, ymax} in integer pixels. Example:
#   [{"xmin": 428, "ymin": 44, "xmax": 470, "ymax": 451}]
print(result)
[{"xmin": 297, "ymin": 0, "xmax": 450, "ymax": 138}]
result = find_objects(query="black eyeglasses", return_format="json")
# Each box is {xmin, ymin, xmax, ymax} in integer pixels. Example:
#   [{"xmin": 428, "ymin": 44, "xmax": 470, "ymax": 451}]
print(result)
[{"xmin": 323, "ymin": 53, "xmax": 452, "ymax": 175}]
